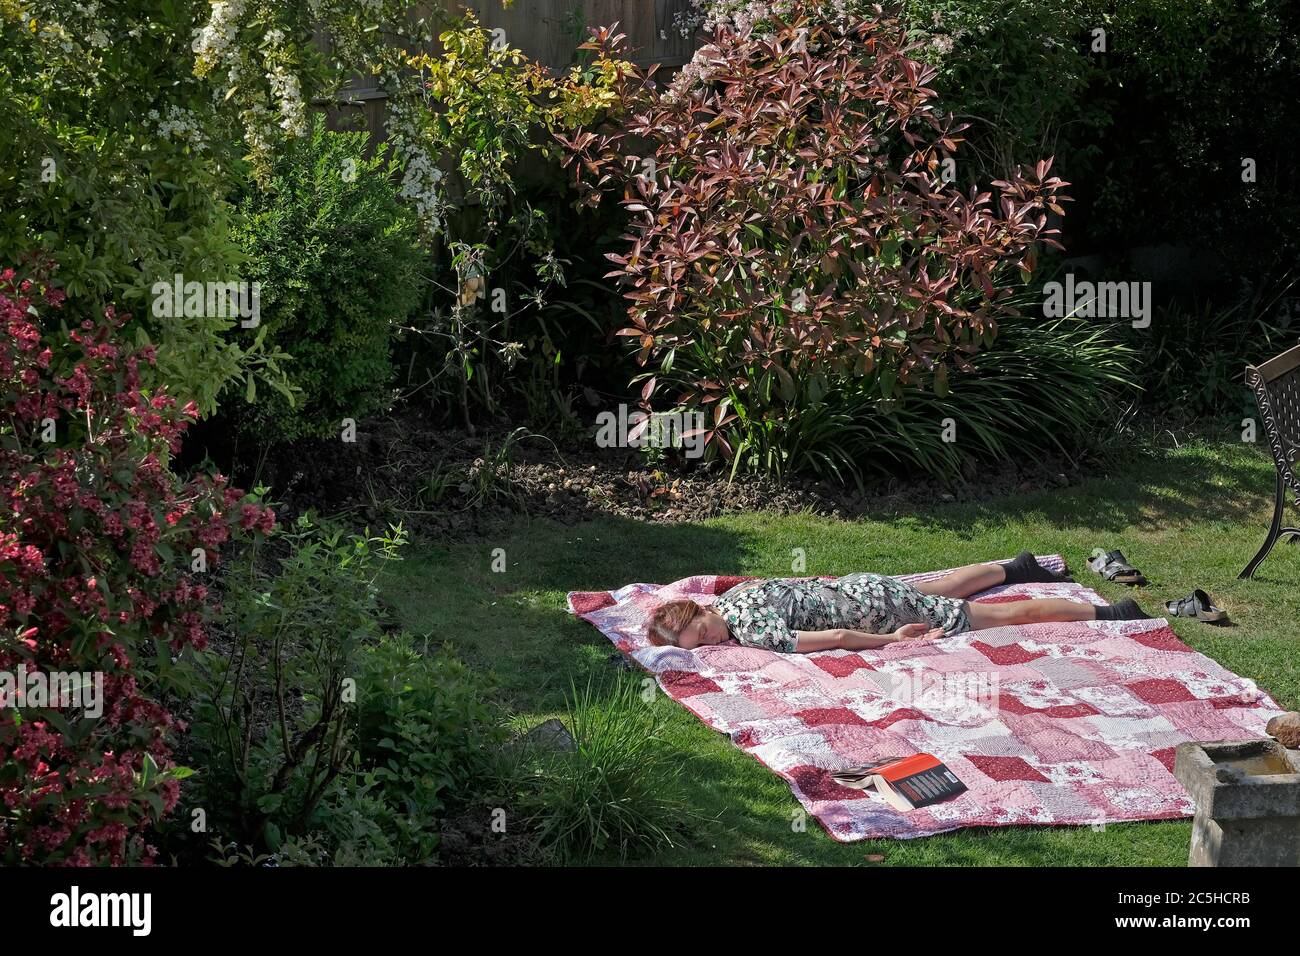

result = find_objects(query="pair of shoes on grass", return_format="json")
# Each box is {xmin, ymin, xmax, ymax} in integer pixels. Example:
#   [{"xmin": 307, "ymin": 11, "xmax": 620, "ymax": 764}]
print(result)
[{"xmin": 1086, "ymin": 547, "xmax": 1230, "ymax": 625}]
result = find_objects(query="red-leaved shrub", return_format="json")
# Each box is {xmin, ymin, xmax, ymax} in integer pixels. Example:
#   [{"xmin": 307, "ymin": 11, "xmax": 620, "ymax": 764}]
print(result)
[
  {"xmin": 0, "ymin": 266, "xmax": 274, "ymax": 865},
  {"xmin": 559, "ymin": 12, "xmax": 1069, "ymax": 459}
]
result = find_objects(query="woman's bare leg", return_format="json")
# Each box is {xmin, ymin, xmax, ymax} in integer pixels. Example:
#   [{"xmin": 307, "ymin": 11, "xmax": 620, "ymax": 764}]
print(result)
[
  {"xmin": 913, "ymin": 562, "xmax": 1006, "ymax": 599},
  {"xmin": 966, "ymin": 598, "xmax": 1096, "ymax": 630}
]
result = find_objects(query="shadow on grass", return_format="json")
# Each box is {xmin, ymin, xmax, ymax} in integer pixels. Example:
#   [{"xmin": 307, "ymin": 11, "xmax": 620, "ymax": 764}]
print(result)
[
  {"xmin": 381, "ymin": 518, "xmax": 758, "ymax": 713},
  {"xmin": 874, "ymin": 443, "xmax": 1280, "ymax": 537}
]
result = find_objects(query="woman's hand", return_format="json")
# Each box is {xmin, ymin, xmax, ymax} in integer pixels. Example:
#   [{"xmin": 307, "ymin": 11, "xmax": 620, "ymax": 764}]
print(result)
[
  {"xmin": 892, "ymin": 623, "xmax": 944, "ymax": 642},
  {"xmin": 794, "ymin": 625, "xmax": 944, "ymax": 653}
]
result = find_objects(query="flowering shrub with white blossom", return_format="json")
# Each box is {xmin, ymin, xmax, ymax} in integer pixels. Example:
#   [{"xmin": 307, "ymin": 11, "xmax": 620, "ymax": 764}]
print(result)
[
  {"xmin": 674, "ymin": 0, "xmax": 868, "ymax": 37},
  {"xmin": 0, "ymin": 0, "xmax": 295, "ymax": 414},
  {"xmin": 190, "ymin": 1, "xmax": 399, "ymax": 182}
]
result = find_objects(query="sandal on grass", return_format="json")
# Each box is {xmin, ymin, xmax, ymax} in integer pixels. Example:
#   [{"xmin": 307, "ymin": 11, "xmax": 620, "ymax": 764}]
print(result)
[
  {"xmin": 1165, "ymin": 589, "xmax": 1229, "ymax": 625},
  {"xmin": 1088, "ymin": 548, "xmax": 1148, "ymax": 586}
]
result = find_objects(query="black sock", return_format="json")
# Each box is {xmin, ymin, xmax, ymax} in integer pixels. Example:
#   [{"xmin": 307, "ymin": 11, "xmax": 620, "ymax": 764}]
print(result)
[
  {"xmin": 1000, "ymin": 551, "xmax": 1068, "ymax": 585},
  {"xmin": 1095, "ymin": 598, "xmax": 1152, "ymax": 621}
]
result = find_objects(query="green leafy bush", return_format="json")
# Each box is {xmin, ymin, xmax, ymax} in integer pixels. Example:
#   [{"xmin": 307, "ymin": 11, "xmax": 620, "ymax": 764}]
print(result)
[
  {"xmin": 228, "ymin": 117, "xmax": 424, "ymax": 443},
  {"xmin": 898, "ymin": 0, "xmax": 1108, "ymax": 184},
  {"xmin": 191, "ymin": 518, "xmax": 407, "ymax": 848},
  {"xmin": 190, "ymin": 518, "xmax": 508, "ymax": 864},
  {"xmin": 893, "ymin": 314, "xmax": 1138, "ymax": 475},
  {"xmin": 263, "ymin": 628, "xmax": 509, "ymax": 867},
  {"xmin": 902, "ymin": 0, "xmax": 1300, "ymax": 284},
  {"xmin": 351, "ymin": 632, "xmax": 507, "ymax": 862}
]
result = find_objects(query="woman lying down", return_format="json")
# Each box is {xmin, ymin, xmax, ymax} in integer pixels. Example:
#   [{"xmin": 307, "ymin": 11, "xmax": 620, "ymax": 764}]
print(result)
[{"xmin": 647, "ymin": 552, "xmax": 1151, "ymax": 654}]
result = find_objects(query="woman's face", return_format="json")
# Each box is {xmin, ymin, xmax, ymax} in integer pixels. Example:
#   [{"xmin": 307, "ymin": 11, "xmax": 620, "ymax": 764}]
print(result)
[{"xmin": 675, "ymin": 607, "xmax": 731, "ymax": 649}]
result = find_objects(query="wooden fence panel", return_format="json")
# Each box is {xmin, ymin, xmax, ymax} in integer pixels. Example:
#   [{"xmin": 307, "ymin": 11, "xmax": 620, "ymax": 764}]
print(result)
[{"xmin": 450, "ymin": 0, "xmax": 698, "ymax": 69}]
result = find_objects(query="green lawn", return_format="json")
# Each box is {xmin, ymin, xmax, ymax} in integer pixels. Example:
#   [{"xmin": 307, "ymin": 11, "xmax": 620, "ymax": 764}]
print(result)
[{"xmin": 381, "ymin": 438, "xmax": 1300, "ymax": 866}]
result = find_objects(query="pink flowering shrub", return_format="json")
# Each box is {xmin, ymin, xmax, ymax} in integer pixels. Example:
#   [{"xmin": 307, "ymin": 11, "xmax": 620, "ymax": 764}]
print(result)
[{"xmin": 0, "ymin": 266, "xmax": 274, "ymax": 865}]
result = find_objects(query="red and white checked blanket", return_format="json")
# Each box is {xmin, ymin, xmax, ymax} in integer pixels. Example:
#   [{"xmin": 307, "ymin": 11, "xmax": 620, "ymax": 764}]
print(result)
[{"xmin": 567, "ymin": 556, "xmax": 1285, "ymax": 840}]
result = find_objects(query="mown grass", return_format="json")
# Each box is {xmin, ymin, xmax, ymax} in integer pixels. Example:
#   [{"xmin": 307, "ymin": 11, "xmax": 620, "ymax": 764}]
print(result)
[{"xmin": 380, "ymin": 438, "xmax": 1300, "ymax": 866}]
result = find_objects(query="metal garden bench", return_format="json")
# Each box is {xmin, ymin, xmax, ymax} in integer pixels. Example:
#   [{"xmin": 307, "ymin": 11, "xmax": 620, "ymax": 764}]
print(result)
[{"xmin": 1239, "ymin": 342, "xmax": 1300, "ymax": 579}]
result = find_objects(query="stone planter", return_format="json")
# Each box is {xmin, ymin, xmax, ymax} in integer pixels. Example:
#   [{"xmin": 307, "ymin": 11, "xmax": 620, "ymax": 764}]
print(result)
[{"xmin": 1173, "ymin": 739, "xmax": 1300, "ymax": 867}]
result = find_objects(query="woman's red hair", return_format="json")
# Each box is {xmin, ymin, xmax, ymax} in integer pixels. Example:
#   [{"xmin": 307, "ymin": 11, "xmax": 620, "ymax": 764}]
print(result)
[{"xmin": 646, "ymin": 598, "xmax": 703, "ymax": 646}]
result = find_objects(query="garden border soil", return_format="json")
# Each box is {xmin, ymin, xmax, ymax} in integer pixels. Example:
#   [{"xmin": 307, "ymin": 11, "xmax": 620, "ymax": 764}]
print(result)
[{"xmin": 213, "ymin": 406, "xmax": 1088, "ymax": 542}]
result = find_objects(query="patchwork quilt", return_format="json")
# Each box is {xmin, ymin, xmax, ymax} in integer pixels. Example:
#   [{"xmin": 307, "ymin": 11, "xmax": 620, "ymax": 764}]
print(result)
[{"xmin": 567, "ymin": 557, "xmax": 1285, "ymax": 840}]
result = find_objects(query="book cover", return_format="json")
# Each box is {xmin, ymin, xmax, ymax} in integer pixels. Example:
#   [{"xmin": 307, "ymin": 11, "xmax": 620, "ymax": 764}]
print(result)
[{"xmin": 832, "ymin": 753, "xmax": 968, "ymax": 811}]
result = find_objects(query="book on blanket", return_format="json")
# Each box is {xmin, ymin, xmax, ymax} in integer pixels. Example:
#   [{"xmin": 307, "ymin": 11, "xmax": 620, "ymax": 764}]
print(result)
[{"xmin": 832, "ymin": 754, "xmax": 968, "ymax": 811}]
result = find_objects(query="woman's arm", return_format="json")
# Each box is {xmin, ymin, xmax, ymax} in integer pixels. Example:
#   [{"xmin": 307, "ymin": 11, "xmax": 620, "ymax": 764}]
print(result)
[{"xmin": 793, "ymin": 623, "xmax": 944, "ymax": 653}]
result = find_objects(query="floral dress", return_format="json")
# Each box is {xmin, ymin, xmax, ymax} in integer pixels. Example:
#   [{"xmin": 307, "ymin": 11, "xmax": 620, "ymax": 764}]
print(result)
[{"xmin": 711, "ymin": 573, "xmax": 971, "ymax": 653}]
